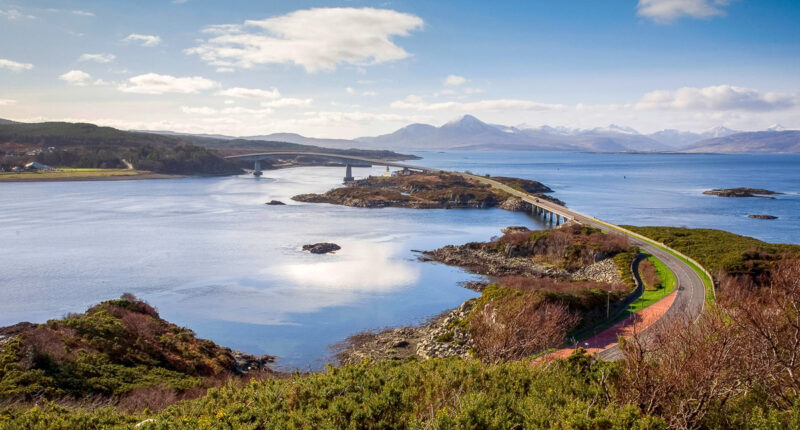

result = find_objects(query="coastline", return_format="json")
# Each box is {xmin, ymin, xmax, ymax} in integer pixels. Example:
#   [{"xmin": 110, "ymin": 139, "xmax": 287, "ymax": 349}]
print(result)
[{"xmin": 0, "ymin": 172, "xmax": 187, "ymax": 182}]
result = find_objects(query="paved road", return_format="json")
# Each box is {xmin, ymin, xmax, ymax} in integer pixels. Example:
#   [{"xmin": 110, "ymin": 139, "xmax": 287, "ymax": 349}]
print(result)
[{"xmin": 228, "ymin": 151, "xmax": 710, "ymax": 359}]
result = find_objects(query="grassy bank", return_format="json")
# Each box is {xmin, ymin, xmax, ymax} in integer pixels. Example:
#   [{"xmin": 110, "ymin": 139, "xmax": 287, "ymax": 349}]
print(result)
[{"xmin": 0, "ymin": 169, "xmax": 145, "ymax": 181}]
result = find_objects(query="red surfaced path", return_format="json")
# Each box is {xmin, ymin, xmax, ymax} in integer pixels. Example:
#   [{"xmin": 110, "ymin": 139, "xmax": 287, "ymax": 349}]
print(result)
[{"xmin": 542, "ymin": 290, "xmax": 678, "ymax": 360}]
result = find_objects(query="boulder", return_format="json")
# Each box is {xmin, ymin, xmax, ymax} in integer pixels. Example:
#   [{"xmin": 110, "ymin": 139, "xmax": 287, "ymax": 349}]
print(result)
[
  {"xmin": 265, "ymin": 200, "xmax": 286, "ymax": 205},
  {"xmin": 302, "ymin": 243, "xmax": 341, "ymax": 254}
]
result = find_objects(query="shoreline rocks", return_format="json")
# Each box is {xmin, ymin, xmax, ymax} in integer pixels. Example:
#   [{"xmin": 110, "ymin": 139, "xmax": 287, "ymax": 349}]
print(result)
[
  {"xmin": 302, "ymin": 243, "xmax": 341, "ymax": 254},
  {"xmin": 266, "ymin": 200, "xmax": 286, "ymax": 205},
  {"xmin": 337, "ymin": 300, "xmax": 476, "ymax": 364}
]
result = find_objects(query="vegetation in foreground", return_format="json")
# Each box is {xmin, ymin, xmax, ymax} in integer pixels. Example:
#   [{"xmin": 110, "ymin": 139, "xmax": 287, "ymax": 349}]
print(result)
[
  {"xmin": 0, "ymin": 295, "xmax": 271, "ymax": 410},
  {"xmin": 1, "ymin": 227, "xmax": 799, "ymax": 429}
]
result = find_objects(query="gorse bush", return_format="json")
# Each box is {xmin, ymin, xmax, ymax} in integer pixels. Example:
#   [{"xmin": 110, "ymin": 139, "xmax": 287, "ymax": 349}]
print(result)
[
  {"xmin": 0, "ymin": 295, "xmax": 236, "ymax": 401},
  {"xmin": 0, "ymin": 355, "xmax": 667, "ymax": 429}
]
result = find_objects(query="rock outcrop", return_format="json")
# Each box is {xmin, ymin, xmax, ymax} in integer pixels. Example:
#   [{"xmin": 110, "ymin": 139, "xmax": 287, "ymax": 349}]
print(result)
[
  {"xmin": 302, "ymin": 243, "xmax": 341, "ymax": 254},
  {"xmin": 703, "ymin": 188, "xmax": 779, "ymax": 198},
  {"xmin": 748, "ymin": 214, "xmax": 778, "ymax": 219}
]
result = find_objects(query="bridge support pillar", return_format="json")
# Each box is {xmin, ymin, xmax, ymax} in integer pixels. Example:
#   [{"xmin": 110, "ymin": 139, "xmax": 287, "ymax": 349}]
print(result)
[
  {"xmin": 253, "ymin": 160, "xmax": 262, "ymax": 177},
  {"xmin": 556, "ymin": 215, "xmax": 561, "ymax": 226},
  {"xmin": 549, "ymin": 211, "xmax": 553, "ymax": 223},
  {"xmin": 343, "ymin": 164, "xmax": 355, "ymax": 183}
]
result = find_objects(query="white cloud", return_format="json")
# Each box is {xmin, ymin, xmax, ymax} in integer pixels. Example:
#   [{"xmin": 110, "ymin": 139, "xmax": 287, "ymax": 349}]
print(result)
[
  {"xmin": 59, "ymin": 70, "xmax": 92, "ymax": 86},
  {"xmin": 636, "ymin": 85, "xmax": 796, "ymax": 111},
  {"xmin": 0, "ymin": 9, "xmax": 35, "ymax": 19},
  {"xmin": 72, "ymin": 10, "xmax": 94, "ymax": 17},
  {"xmin": 637, "ymin": 0, "xmax": 731, "ymax": 23},
  {"xmin": 122, "ymin": 33, "xmax": 162, "ymax": 47},
  {"xmin": 0, "ymin": 58, "xmax": 34, "ymax": 72},
  {"xmin": 261, "ymin": 98, "xmax": 313, "ymax": 108},
  {"xmin": 346, "ymin": 87, "xmax": 355, "ymax": 95},
  {"xmin": 391, "ymin": 95, "xmax": 565, "ymax": 112},
  {"xmin": 0, "ymin": 99, "xmax": 17, "ymax": 106},
  {"xmin": 119, "ymin": 73, "xmax": 219, "ymax": 94},
  {"xmin": 78, "ymin": 53, "xmax": 115, "ymax": 63},
  {"xmin": 362, "ymin": 91, "xmax": 378, "ymax": 96},
  {"xmin": 444, "ymin": 74, "xmax": 467, "ymax": 86},
  {"xmin": 181, "ymin": 106, "xmax": 217, "ymax": 115},
  {"xmin": 181, "ymin": 105, "xmax": 273, "ymax": 116},
  {"xmin": 216, "ymin": 87, "xmax": 280, "ymax": 99},
  {"xmin": 297, "ymin": 111, "xmax": 414, "ymax": 126},
  {"xmin": 187, "ymin": 7, "xmax": 423, "ymax": 72}
]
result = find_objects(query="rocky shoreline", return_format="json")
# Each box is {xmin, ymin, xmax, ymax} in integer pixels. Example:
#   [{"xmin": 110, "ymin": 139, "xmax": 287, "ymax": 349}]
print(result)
[{"xmin": 337, "ymin": 301, "xmax": 476, "ymax": 364}]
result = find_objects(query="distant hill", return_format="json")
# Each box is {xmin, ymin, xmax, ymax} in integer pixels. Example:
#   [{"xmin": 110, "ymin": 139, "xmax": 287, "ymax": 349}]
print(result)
[
  {"xmin": 683, "ymin": 130, "xmax": 800, "ymax": 153},
  {"xmin": 0, "ymin": 121, "xmax": 241, "ymax": 174},
  {"xmin": 0, "ymin": 121, "xmax": 417, "ymax": 174},
  {"xmin": 138, "ymin": 129, "xmax": 364, "ymax": 150},
  {"xmin": 356, "ymin": 115, "xmax": 668, "ymax": 152}
]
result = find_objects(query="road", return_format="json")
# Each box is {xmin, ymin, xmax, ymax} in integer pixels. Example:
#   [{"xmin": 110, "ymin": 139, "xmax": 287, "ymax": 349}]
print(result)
[{"xmin": 227, "ymin": 151, "xmax": 710, "ymax": 358}]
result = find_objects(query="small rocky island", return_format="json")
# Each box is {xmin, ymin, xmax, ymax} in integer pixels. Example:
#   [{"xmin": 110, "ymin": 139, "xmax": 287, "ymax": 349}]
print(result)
[
  {"xmin": 703, "ymin": 187, "xmax": 780, "ymax": 198},
  {"xmin": 292, "ymin": 171, "xmax": 562, "ymax": 210},
  {"xmin": 302, "ymin": 242, "xmax": 341, "ymax": 254},
  {"xmin": 265, "ymin": 200, "xmax": 286, "ymax": 205},
  {"xmin": 749, "ymin": 214, "xmax": 778, "ymax": 219}
]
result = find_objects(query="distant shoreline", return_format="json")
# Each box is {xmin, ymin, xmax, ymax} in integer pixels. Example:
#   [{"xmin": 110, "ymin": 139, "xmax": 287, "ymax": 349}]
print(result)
[{"xmin": 0, "ymin": 172, "xmax": 186, "ymax": 183}]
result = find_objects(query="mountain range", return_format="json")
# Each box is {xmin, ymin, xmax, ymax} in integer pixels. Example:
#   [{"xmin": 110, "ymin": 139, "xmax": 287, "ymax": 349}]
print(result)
[
  {"xmin": 7, "ymin": 115, "xmax": 799, "ymax": 154},
  {"xmin": 353, "ymin": 115, "xmax": 797, "ymax": 153},
  {"xmin": 159, "ymin": 114, "xmax": 792, "ymax": 153}
]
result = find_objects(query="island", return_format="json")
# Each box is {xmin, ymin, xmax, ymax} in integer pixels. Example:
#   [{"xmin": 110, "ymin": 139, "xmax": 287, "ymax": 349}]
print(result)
[
  {"xmin": 703, "ymin": 187, "xmax": 780, "ymax": 198},
  {"xmin": 292, "ymin": 171, "xmax": 563, "ymax": 210}
]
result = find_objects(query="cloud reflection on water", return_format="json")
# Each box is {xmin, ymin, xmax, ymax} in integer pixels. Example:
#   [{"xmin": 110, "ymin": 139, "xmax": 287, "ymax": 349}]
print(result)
[{"xmin": 160, "ymin": 242, "xmax": 420, "ymax": 326}]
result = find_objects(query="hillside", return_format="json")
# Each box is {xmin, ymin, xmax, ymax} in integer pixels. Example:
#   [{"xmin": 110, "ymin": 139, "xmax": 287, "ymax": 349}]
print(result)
[
  {"xmin": 682, "ymin": 130, "xmax": 800, "ymax": 153},
  {"xmin": 0, "ymin": 295, "xmax": 272, "ymax": 403},
  {"xmin": 0, "ymin": 121, "xmax": 242, "ymax": 175},
  {"xmin": 0, "ymin": 121, "xmax": 417, "ymax": 175}
]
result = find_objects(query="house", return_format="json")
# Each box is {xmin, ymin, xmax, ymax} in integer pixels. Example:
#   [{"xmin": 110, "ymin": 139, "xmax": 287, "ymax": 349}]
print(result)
[{"xmin": 25, "ymin": 161, "xmax": 54, "ymax": 171}]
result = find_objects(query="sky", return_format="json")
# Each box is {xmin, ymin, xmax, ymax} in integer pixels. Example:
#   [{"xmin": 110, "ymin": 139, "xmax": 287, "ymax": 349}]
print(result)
[{"xmin": 1, "ymin": 0, "xmax": 799, "ymax": 138}]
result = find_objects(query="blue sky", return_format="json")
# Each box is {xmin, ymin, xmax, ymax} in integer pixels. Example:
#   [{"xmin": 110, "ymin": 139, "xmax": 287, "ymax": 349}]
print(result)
[{"xmin": 1, "ymin": 0, "xmax": 799, "ymax": 138}]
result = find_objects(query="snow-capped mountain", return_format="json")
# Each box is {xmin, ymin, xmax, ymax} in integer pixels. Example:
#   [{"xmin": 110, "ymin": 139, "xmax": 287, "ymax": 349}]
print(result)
[{"xmin": 356, "ymin": 115, "xmax": 667, "ymax": 152}]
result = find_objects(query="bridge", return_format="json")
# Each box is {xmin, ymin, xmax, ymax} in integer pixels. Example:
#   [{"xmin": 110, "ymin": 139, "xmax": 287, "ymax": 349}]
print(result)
[
  {"xmin": 224, "ymin": 151, "xmax": 437, "ymax": 178},
  {"xmin": 230, "ymin": 150, "xmax": 709, "ymax": 359}
]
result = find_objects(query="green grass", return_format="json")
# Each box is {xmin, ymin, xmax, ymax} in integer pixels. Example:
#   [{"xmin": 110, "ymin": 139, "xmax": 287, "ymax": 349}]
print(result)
[
  {"xmin": 0, "ymin": 169, "xmax": 144, "ymax": 180},
  {"xmin": 629, "ymin": 254, "xmax": 676, "ymax": 313},
  {"xmin": 594, "ymin": 221, "xmax": 716, "ymax": 303}
]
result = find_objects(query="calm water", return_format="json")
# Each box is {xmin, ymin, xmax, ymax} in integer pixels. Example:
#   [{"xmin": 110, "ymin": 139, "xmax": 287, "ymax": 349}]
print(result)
[{"xmin": 1, "ymin": 152, "xmax": 798, "ymax": 369}]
